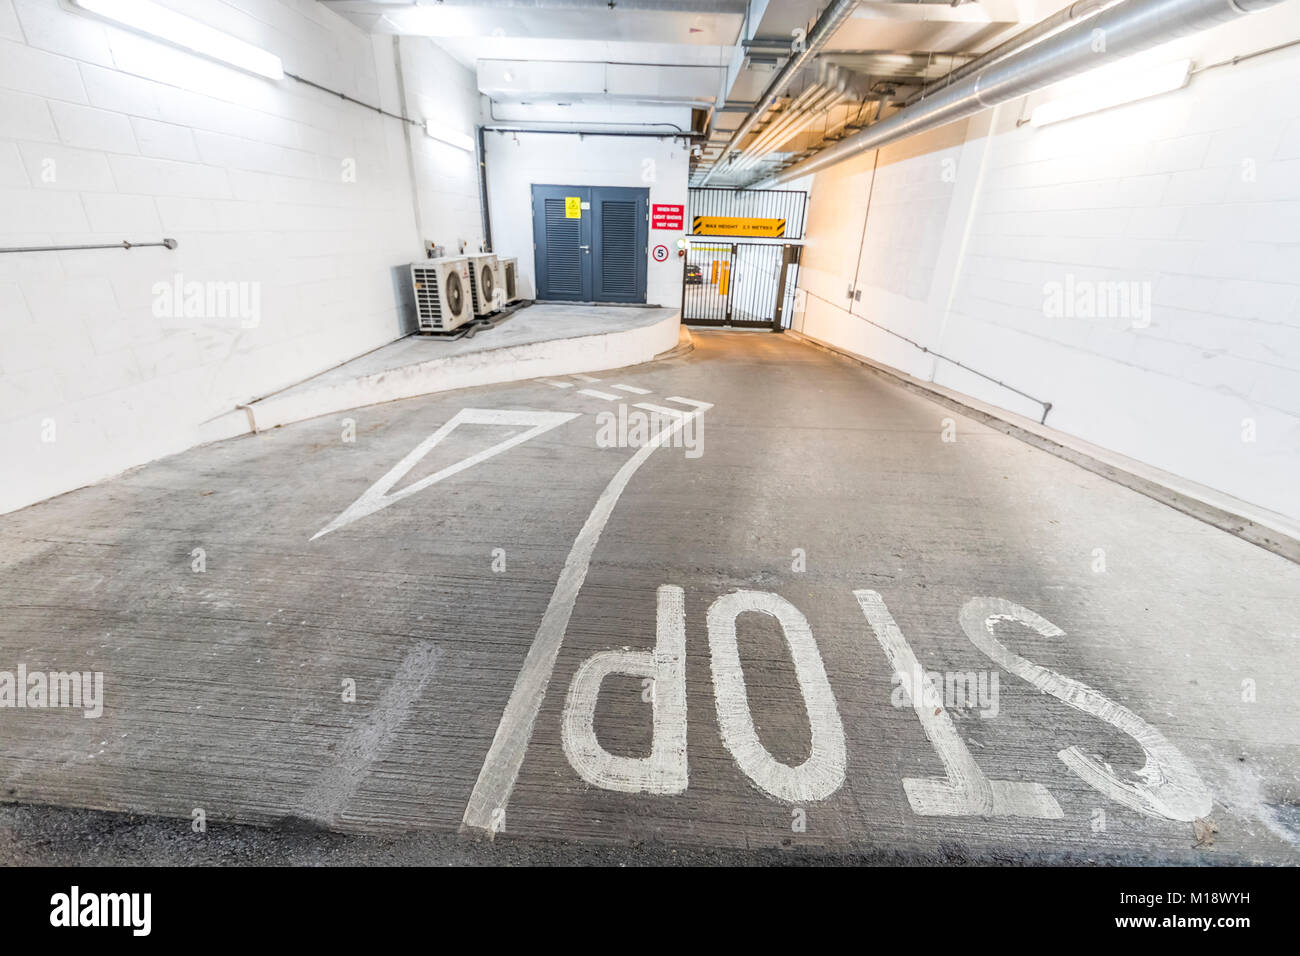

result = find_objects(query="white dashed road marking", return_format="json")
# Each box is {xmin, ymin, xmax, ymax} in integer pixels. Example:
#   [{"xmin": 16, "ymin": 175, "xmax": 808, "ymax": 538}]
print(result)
[
  {"xmin": 571, "ymin": 374, "xmax": 602, "ymax": 383},
  {"xmin": 632, "ymin": 402, "xmax": 686, "ymax": 418},
  {"xmin": 541, "ymin": 380, "xmax": 573, "ymax": 388},
  {"xmin": 577, "ymin": 389, "xmax": 620, "ymax": 401},
  {"xmin": 611, "ymin": 384, "xmax": 652, "ymax": 395}
]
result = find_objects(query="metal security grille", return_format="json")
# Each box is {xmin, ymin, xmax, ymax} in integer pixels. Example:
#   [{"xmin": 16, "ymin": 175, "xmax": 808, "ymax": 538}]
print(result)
[
  {"xmin": 687, "ymin": 187, "xmax": 808, "ymax": 240},
  {"xmin": 599, "ymin": 199, "xmax": 637, "ymax": 297},
  {"xmin": 682, "ymin": 241, "xmax": 800, "ymax": 329}
]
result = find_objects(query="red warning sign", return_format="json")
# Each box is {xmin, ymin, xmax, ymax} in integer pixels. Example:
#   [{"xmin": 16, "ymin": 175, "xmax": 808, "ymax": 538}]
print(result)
[{"xmin": 651, "ymin": 204, "xmax": 684, "ymax": 230}]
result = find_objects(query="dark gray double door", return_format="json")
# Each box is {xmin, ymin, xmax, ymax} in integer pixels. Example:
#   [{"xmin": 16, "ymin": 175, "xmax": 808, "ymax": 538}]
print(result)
[{"xmin": 531, "ymin": 185, "xmax": 648, "ymax": 303}]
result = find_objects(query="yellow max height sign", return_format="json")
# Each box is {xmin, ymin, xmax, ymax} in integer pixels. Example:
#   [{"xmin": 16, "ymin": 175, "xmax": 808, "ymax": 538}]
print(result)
[
  {"xmin": 565, "ymin": 196, "xmax": 582, "ymax": 218},
  {"xmin": 692, "ymin": 216, "xmax": 785, "ymax": 237}
]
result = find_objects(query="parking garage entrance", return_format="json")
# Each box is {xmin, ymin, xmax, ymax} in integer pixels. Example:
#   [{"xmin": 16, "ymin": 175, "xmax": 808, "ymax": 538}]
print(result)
[{"xmin": 682, "ymin": 187, "xmax": 807, "ymax": 329}]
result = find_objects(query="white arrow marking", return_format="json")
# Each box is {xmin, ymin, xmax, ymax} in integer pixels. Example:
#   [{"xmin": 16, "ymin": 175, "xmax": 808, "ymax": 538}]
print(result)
[
  {"xmin": 463, "ymin": 400, "xmax": 712, "ymax": 834},
  {"xmin": 311, "ymin": 408, "xmax": 579, "ymax": 540}
]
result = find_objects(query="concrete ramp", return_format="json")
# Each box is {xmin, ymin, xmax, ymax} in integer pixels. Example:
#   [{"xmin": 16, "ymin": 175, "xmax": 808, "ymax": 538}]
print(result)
[{"xmin": 243, "ymin": 304, "xmax": 681, "ymax": 431}]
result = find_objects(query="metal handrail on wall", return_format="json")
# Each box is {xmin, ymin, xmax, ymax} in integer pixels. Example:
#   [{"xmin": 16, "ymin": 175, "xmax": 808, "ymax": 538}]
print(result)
[{"xmin": 0, "ymin": 238, "xmax": 178, "ymax": 254}]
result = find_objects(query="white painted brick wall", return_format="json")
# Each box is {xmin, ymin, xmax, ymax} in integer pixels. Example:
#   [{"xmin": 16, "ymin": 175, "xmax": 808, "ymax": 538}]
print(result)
[
  {"xmin": 795, "ymin": 7, "xmax": 1300, "ymax": 521},
  {"xmin": 0, "ymin": 0, "xmax": 481, "ymax": 514}
]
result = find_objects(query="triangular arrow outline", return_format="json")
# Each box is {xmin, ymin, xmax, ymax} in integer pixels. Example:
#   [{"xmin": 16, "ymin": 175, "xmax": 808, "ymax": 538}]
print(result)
[{"xmin": 312, "ymin": 407, "xmax": 580, "ymax": 540}]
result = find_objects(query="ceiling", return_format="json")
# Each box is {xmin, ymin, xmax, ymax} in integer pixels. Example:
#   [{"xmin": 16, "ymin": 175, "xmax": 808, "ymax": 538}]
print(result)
[{"xmin": 322, "ymin": 0, "xmax": 1073, "ymax": 183}]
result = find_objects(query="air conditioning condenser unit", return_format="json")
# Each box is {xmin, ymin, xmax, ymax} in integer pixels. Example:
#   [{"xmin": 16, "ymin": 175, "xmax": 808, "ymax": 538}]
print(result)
[
  {"xmin": 500, "ymin": 256, "xmax": 520, "ymax": 304},
  {"xmin": 411, "ymin": 257, "xmax": 472, "ymax": 332},
  {"xmin": 467, "ymin": 253, "xmax": 501, "ymax": 315}
]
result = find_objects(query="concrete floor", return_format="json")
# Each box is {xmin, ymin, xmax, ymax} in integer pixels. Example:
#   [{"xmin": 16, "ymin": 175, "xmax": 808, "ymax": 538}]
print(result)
[{"xmin": 1, "ymin": 331, "xmax": 1297, "ymax": 865}]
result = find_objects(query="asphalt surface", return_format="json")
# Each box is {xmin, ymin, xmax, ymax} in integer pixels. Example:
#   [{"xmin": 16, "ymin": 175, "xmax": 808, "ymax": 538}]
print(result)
[{"xmin": 1, "ymin": 330, "xmax": 1297, "ymax": 865}]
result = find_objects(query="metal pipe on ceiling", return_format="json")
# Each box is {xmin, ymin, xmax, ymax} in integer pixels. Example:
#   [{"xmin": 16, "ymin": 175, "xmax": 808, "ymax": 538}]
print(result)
[
  {"xmin": 733, "ymin": 85, "xmax": 837, "ymax": 167},
  {"xmin": 735, "ymin": 91, "xmax": 817, "ymax": 161},
  {"xmin": 758, "ymin": 0, "xmax": 1290, "ymax": 187},
  {"xmin": 732, "ymin": 87, "xmax": 846, "ymax": 171},
  {"xmin": 763, "ymin": 87, "xmax": 843, "ymax": 146},
  {"xmin": 698, "ymin": 0, "xmax": 861, "ymax": 185},
  {"xmin": 903, "ymin": 0, "xmax": 1125, "ymax": 105}
]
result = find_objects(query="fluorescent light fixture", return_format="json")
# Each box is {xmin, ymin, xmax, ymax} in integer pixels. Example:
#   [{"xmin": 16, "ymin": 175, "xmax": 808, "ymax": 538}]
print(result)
[
  {"xmin": 1029, "ymin": 58, "xmax": 1192, "ymax": 127},
  {"xmin": 73, "ymin": 0, "xmax": 283, "ymax": 80},
  {"xmin": 424, "ymin": 120, "xmax": 474, "ymax": 152}
]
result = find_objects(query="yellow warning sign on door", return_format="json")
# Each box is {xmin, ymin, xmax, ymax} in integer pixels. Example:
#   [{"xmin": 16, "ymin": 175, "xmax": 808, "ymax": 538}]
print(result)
[
  {"xmin": 692, "ymin": 216, "xmax": 785, "ymax": 237},
  {"xmin": 565, "ymin": 196, "xmax": 582, "ymax": 218}
]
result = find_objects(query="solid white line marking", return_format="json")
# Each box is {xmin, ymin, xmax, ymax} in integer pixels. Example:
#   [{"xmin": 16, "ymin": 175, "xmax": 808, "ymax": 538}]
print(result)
[
  {"xmin": 462, "ymin": 402, "xmax": 712, "ymax": 834},
  {"xmin": 612, "ymin": 384, "xmax": 651, "ymax": 395},
  {"xmin": 299, "ymin": 642, "xmax": 439, "ymax": 824},
  {"xmin": 541, "ymin": 380, "xmax": 574, "ymax": 388},
  {"xmin": 312, "ymin": 408, "xmax": 579, "ymax": 540},
  {"xmin": 571, "ymin": 374, "xmax": 601, "ymax": 383},
  {"xmin": 577, "ymin": 389, "xmax": 620, "ymax": 401}
]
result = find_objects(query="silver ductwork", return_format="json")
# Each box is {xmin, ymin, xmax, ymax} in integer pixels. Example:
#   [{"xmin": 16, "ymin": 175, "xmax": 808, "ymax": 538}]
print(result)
[
  {"xmin": 728, "ymin": 63, "xmax": 872, "ymax": 174},
  {"xmin": 699, "ymin": 0, "xmax": 860, "ymax": 185},
  {"xmin": 759, "ymin": 0, "xmax": 1289, "ymax": 187},
  {"xmin": 903, "ymin": 0, "xmax": 1125, "ymax": 105}
]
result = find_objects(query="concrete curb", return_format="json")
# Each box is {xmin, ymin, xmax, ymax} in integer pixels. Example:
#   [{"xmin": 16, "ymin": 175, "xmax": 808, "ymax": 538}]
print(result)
[
  {"xmin": 238, "ymin": 309, "xmax": 682, "ymax": 432},
  {"xmin": 655, "ymin": 323, "xmax": 694, "ymax": 360},
  {"xmin": 786, "ymin": 328, "xmax": 1300, "ymax": 565}
]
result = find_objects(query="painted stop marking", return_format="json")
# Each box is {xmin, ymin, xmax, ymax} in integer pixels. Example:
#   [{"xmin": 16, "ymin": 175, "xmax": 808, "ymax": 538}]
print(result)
[{"xmin": 652, "ymin": 244, "xmax": 669, "ymax": 262}]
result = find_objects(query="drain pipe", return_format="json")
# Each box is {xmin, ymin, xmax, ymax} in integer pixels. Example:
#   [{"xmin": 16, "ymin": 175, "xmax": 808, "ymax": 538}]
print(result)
[
  {"xmin": 475, "ymin": 125, "xmax": 493, "ymax": 253},
  {"xmin": 759, "ymin": 0, "xmax": 1289, "ymax": 186},
  {"xmin": 698, "ymin": 0, "xmax": 859, "ymax": 185}
]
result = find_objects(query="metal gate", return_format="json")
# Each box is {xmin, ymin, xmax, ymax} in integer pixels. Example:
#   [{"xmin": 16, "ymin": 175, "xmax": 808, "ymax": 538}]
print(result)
[
  {"xmin": 688, "ymin": 186, "xmax": 808, "ymax": 240},
  {"xmin": 681, "ymin": 241, "xmax": 800, "ymax": 328}
]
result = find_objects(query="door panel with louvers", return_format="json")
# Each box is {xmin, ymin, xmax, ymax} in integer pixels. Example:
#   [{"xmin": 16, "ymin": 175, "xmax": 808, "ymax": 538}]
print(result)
[
  {"xmin": 592, "ymin": 190, "xmax": 647, "ymax": 303},
  {"xmin": 543, "ymin": 198, "xmax": 583, "ymax": 298},
  {"xmin": 531, "ymin": 185, "xmax": 590, "ymax": 301}
]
